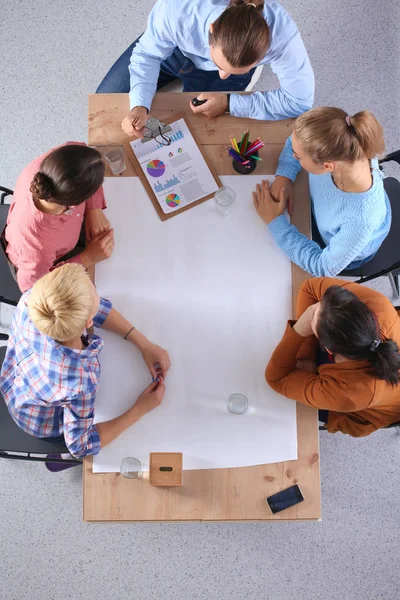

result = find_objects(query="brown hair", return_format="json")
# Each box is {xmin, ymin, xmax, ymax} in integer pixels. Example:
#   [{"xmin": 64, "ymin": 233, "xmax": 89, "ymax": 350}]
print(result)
[
  {"xmin": 210, "ymin": 0, "xmax": 269, "ymax": 68},
  {"xmin": 293, "ymin": 107, "xmax": 385, "ymax": 163},
  {"xmin": 30, "ymin": 144, "xmax": 105, "ymax": 206}
]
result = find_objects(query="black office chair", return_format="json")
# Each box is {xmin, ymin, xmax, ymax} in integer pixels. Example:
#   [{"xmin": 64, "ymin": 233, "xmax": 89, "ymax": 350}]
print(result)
[
  {"xmin": 0, "ymin": 346, "xmax": 80, "ymax": 465},
  {"xmin": 340, "ymin": 176, "xmax": 400, "ymax": 298},
  {"xmin": 0, "ymin": 186, "xmax": 22, "ymax": 308}
]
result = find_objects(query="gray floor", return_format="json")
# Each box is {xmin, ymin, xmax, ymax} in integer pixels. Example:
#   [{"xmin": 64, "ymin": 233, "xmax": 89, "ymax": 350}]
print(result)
[{"xmin": 1, "ymin": 1, "xmax": 400, "ymax": 599}]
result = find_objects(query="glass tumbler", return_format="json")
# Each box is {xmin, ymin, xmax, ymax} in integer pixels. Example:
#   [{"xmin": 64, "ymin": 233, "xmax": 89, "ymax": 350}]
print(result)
[
  {"xmin": 103, "ymin": 145, "xmax": 126, "ymax": 175},
  {"xmin": 120, "ymin": 457, "xmax": 142, "ymax": 479},
  {"xmin": 227, "ymin": 393, "xmax": 249, "ymax": 415},
  {"xmin": 215, "ymin": 186, "xmax": 236, "ymax": 216}
]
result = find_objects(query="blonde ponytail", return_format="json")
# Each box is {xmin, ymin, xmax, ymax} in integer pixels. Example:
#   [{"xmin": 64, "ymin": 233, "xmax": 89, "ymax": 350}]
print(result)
[{"xmin": 293, "ymin": 107, "xmax": 385, "ymax": 163}]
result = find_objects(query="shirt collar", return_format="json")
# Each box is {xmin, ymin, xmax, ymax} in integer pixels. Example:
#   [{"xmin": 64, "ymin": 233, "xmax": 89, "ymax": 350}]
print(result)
[{"xmin": 53, "ymin": 333, "xmax": 104, "ymax": 360}]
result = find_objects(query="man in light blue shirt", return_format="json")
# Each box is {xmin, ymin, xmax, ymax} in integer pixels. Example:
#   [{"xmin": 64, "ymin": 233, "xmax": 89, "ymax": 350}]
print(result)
[{"xmin": 96, "ymin": 0, "xmax": 314, "ymax": 137}]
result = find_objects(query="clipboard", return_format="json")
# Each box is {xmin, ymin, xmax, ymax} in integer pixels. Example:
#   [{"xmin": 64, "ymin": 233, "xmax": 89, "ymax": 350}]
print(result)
[{"xmin": 127, "ymin": 114, "xmax": 222, "ymax": 221}]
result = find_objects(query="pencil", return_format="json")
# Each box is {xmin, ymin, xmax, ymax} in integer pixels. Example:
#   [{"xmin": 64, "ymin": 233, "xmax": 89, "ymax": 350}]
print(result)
[
  {"xmin": 243, "ymin": 130, "xmax": 250, "ymax": 153},
  {"xmin": 232, "ymin": 136, "xmax": 240, "ymax": 154}
]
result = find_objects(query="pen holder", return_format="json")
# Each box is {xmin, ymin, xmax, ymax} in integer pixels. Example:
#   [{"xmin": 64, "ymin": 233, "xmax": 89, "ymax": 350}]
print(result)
[{"xmin": 232, "ymin": 148, "xmax": 259, "ymax": 175}]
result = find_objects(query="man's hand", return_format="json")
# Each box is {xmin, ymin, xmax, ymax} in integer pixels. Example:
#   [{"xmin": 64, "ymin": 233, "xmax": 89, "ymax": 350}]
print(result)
[
  {"xmin": 134, "ymin": 378, "xmax": 166, "ymax": 416},
  {"xmin": 253, "ymin": 179, "xmax": 287, "ymax": 225},
  {"xmin": 270, "ymin": 176, "xmax": 293, "ymax": 216},
  {"xmin": 189, "ymin": 93, "xmax": 228, "ymax": 118},
  {"xmin": 121, "ymin": 106, "xmax": 149, "ymax": 138},
  {"xmin": 293, "ymin": 304, "xmax": 320, "ymax": 338},
  {"xmin": 85, "ymin": 209, "xmax": 110, "ymax": 243},
  {"xmin": 140, "ymin": 342, "xmax": 171, "ymax": 379},
  {"xmin": 80, "ymin": 229, "xmax": 114, "ymax": 268}
]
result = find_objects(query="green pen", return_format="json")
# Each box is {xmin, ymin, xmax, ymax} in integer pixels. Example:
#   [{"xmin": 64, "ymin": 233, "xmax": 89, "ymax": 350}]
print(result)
[{"xmin": 250, "ymin": 155, "xmax": 262, "ymax": 161}]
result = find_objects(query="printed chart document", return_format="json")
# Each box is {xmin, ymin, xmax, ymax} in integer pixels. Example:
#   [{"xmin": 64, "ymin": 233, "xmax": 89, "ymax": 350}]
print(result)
[
  {"xmin": 130, "ymin": 118, "xmax": 219, "ymax": 214},
  {"xmin": 93, "ymin": 175, "xmax": 297, "ymax": 473}
]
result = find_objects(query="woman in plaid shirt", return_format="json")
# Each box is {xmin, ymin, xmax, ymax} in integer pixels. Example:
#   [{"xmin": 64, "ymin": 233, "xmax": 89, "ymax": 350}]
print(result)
[{"xmin": 0, "ymin": 264, "xmax": 170, "ymax": 462}]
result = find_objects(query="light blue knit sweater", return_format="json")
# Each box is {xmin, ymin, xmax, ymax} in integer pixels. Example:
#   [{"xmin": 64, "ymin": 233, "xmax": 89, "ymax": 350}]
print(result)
[{"xmin": 268, "ymin": 136, "xmax": 391, "ymax": 277}]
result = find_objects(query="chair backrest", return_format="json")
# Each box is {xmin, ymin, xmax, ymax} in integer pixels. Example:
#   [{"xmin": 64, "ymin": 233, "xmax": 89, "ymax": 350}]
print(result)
[
  {"xmin": 0, "ymin": 188, "xmax": 22, "ymax": 306},
  {"xmin": 341, "ymin": 177, "xmax": 400, "ymax": 277},
  {"xmin": 0, "ymin": 346, "xmax": 70, "ymax": 455}
]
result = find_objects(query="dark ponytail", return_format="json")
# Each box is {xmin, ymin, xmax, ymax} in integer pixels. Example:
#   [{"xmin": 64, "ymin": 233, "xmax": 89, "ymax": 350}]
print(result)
[
  {"xmin": 210, "ymin": 0, "xmax": 269, "ymax": 68},
  {"xmin": 29, "ymin": 144, "xmax": 105, "ymax": 206},
  {"xmin": 316, "ymin": 286, "xmax": 400, "ymax": 386},
  {"xmin": 367, "ymin": 340, "xmax": 400, "ymax": 385},
  {"xmin": 30, "ymin": 172, "xmax": 55, "ymax": 201}
]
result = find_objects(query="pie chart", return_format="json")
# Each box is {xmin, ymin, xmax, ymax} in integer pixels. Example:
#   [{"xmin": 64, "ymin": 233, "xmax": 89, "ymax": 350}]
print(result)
[
  {"xmin": 166, "ymin": 193, "xmax": 180, "ymax": 208},
  {"xmin": 147, "ymin": 159, "xmax": 166, "ymax": 178}
]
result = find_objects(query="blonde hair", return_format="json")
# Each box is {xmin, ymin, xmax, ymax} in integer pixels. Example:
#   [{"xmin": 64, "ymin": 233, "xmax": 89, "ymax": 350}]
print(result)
[
  {"xmin": 293, "ymin": 107, "xmax": 385, "ymax": 163},
  {"xmin": 28, "ymin": 264, "xmax": 94, "ymax": 342}
]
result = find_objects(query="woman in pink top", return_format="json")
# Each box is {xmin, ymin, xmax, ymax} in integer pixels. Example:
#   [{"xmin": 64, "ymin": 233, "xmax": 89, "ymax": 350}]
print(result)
[{"xmin": 5, "ymin": 142, "xmax": 114, "ymax": 292}]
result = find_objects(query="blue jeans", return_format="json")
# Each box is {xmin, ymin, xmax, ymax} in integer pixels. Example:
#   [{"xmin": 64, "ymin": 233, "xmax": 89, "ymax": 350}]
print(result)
[{"xmin": 96, "ymin": 38, "xmax": 256, "ymax": 95}]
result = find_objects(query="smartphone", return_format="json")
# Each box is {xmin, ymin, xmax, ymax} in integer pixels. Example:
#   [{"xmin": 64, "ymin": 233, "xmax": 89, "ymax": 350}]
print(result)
[{"xmin": 266, "ymin": 484, "xmax": 304, "ymax": 514}]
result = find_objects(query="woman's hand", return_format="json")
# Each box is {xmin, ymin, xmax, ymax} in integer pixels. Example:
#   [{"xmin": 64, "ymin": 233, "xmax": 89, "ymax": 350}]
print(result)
[
  {"xmin": 270, "ymin": 176, "xmax": 293, "ymax": 215},
  {"xmin": 85, "ymin": 209, "xmax": 111, "ymax": 243},
  {"xmin": 253, "ymin": 179, "xmax": 287, "ymax": 225},
  {"xmin": 80, "ymin": 229, "xmax": 114, "ymax": 268},
  {"xmin": 293, "ymin": 304, "xmax": 319, "ymax": 338},
  {"xmin": 134, "ymin": 378, "xmax": 166, "ymax": 416},
  {"xmin": 140, "ymin": 342, "xmax": 171, "ymax": 380}
]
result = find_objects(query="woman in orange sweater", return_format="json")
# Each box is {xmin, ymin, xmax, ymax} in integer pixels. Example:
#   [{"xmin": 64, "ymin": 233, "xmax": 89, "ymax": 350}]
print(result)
[{"xmin": 266, "ymin": 277, "xmax": 400, "ymax": 436}]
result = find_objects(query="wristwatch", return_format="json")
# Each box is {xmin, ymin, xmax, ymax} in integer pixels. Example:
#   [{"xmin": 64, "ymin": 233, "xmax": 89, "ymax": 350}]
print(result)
[{"xmin": 226, "ymin": 94, "xmax": 231, "ymax": 114}]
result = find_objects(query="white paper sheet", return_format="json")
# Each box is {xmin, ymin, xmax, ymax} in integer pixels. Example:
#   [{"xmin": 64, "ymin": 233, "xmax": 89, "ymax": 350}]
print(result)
[
  {"xmin": 93, "ymin": 175, "xmax": 297, "ymax": 473},
  {"xmin": 130, "ymin": 118, "xmax": 219, "ymax": 214}
]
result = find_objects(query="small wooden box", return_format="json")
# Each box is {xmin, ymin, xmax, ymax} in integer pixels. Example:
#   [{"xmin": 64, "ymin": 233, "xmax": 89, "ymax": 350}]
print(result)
[{"xmin": 149, "ymin": 452, "xmax": 183, "ymax": 487}]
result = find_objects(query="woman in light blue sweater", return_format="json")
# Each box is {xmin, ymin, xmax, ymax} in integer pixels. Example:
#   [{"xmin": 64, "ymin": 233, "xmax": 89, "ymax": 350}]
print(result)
[{"xmin": 253, "ymin": 107, "xmax": 390, "ymax": 277}]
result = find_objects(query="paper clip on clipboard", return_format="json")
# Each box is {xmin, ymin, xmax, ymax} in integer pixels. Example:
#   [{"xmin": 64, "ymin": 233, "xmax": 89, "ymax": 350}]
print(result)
[{"xmin": 141, "ymin": 117, "xmax": 172, "ymax": 145}]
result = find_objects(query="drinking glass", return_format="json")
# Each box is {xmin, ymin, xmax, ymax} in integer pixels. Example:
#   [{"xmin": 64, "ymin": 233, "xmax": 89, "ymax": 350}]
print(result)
[
  {"xmin": 120, "ymin": 457, "xmax": 142, "ymax": 479},
  {"xmin": 227, "ymin": 393, "xmax": 248, "ymax": 415},
  {"xmin": 214, "ymin": 186, "xmax": 236, "ymax": 216},
  {"xmin": 103, "ymin": 145, "xmax": 126, "ymax": 175}
]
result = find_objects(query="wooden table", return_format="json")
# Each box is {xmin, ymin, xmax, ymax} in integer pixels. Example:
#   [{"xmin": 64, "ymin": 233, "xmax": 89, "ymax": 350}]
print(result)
[{"xmin": 84, "ymin": 92, "xmax": 320, "ymax": 522}]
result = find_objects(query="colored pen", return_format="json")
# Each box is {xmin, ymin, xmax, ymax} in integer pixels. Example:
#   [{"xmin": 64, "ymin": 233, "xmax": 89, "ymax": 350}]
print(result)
[
  {"xmin": 231, "ymin": 136, "xmax": 240, "ymax": 153},
  {"xmin": 245, "ymin": 138, "xmax": 262, "ymax": 153},
  {"xmin": 228, "ymin": 148, "xmax": 250, "ymax": 164},
  {"xmin": 245, "ymin": 143, "xmax": 265, "ymax": 156}
]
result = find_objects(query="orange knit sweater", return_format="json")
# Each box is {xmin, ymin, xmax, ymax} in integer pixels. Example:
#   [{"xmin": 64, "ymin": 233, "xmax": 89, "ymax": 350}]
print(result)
[{"xmin": 266, "ymin": 277, "xmax": 400, "ymax": 436}]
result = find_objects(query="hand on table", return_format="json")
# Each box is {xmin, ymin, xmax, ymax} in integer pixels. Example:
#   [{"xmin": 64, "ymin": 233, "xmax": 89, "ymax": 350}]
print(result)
[
  {"xmin": 140, "ymin": 342, "xmax": 171, "ymax": 380},
  {"xmin": 135, "ymin": 378, "xmax": 166, "ymax": 416},
  {"xmin": 270, "ymin": 176, "xmax": 293, "ymax": 216},
  {"xmin": 80, "ymin": 229, "xmax": 114, "ymax": 268},
  {"xmin": 253, "ymin": 179, "xmax": 287, "ymax": 225},
  {"xmin": 189, "ymin": 93, "xmax": 228, "ymax": 118},
  {"xmin": 293, "ymin": 304, "xmax": 320, "ymax": 338},
  {"xmin": 85, "ymin": 209, "xmax": 111, "ymax": 243},
  {"xmin": 121, "ymin": 106, "xmax": 149, "ymax": 138}
]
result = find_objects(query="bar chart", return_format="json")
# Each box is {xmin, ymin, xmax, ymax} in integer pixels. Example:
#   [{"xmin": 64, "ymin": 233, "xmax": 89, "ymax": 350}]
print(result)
[{"xmin": 157, "ymin": 129, "xmax": 184, "ymax": 149}]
